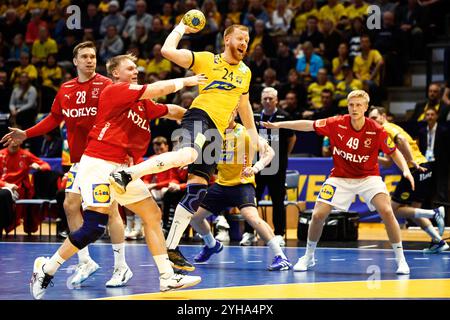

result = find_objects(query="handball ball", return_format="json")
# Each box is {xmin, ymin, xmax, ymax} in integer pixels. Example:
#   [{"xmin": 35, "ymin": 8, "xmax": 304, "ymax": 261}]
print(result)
[{"xmin": 182, "ymin": 9, "xmax": 206, "ymax": 31}]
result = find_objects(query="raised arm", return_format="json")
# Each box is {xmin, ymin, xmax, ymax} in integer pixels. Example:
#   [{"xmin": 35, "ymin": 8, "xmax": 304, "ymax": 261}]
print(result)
[
  {"xmin": 161, "ymin": 21, "xmax": 200, "ymax": 69},
  {"xmin": 237, "ymin": 93, "xmax": 259, "ymax": 148},
  {"xmin": 262, "ymin": 119, "xmax": 315, "ymax": 131},
  {"xmin": 139, "ymin": 73, "xmax": 207, "ymax": 100},
  {"xmin": 163, "ymin": 104, "xmax": 186, "ymax": 121}
]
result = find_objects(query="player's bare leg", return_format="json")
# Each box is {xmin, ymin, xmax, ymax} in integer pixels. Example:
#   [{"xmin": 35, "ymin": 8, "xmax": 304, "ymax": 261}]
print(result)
[
  {"xmin": 125, "ymin": 197, "xmax": 201, "ymax": 291},
  {"xmin": 294, "ymin": 201, "xmax": 332, "ymax": 272},
  {"xmin": 371, "ymin": 193, "xmax": 410, "ymax": 274}
]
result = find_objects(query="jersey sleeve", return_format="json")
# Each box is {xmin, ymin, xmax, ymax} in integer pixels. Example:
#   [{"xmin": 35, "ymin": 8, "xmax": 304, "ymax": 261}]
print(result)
[
  {"xmin": 189, "ymin": 51, "xmax": 213, "ymax": 74},
  {"xmin": 379, "ymin": 128, "xmax": 396, "ymax": 155},
  {"xmin": 50, "ymin": 91, "xmax": 64, "ymax": 117},
  {"xmin": 145, "ymin": 100, "xmax": 168, "ymax": 120},
  {"xmin": 383, "ymin": 123, "xmax": 401, "ymax": 141},
  {"xmin": 313, "ymin": 117, "xmax": 333, "ymax": 136},
  {"xmin": 107, "ymin": 82, "xmax": 148, "ymax": 111}
]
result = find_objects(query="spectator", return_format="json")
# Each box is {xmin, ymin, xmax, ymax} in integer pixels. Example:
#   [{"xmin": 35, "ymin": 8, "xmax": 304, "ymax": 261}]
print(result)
[
  {"xmin": 345, "ymin": 0, "xmax": 370, "ymax": 20},
  {"xmin": 146, "ymin": 44, "xmax": 172, "ymax": 80},
  {"xmin": 307, "ymin": 68, "xmax": 335, "ymax": 109},
  {"xmin": 98, "ymin": 0, "xmax": 111, "ymax": 14},
  {"xmin": 122, "ymin": 0, "xmax": 153, "ymax": 40},
  {"xmin": 279, "ymin": 90, "xmax": 303, "ymax": 119},
  {"xmin": 201, "ymin": 0, "xmax": 222, "ymax": 34},
  {"xmin": 25, "ymin": 8, "xmax": 48, "ymax": 46},
  {"xmin": 40, "ymin": 127, "xmax": 62, "ymax": 158},
  {"xmin": 322, "ymin": 136, "xmax": 331, "ymax": 157},
  {"xmin": 418, "ymin": 107, "xmax": 449, "ymax": 203},
  {"xmin": 122, "ymin": 0, "xmax": 137, "ymax": 17},
  {"xmin": 278, "ymin": 68, "xmax": 308, "ymax": 106},
  {"xmin": 296, "ymin": 41, "xmax": 324, "ymax": 83},
  {"xmin": 372, "ymin": 11, "xmax": 404, "ymax": 86},
  {"xmin": 40, "ymin": 54, "xmax": 62, "ymax": 113},
  {"xmin": 57, "ymin": 32, "xmax": 77, "ymax": 67},
  {"xmin": 129, "ymin": 22, "xmax": 151, "ymax": 59},
  {"xmin": 147, "ymin": 17, "xmax": 169, "ymax": 53},
  {"xmin": 251, "ymin": 68, "xmax": 281, "ymax": 107},
  {"xmin": 10, "ymin": 53, "xmax": 38, "ymax": 86},
  {"xmin": 353, "ymin": 35, "xmax": 383, "ymax": 104},
  {"xmin": 248, "ymin": 19, "xmax": 276, "ymax": 58},
  {"xmin": 0, "ymin": 71, "xmax": 12, "ymax": 114},
  {"xmin": 0, "ymin": 33, "xmax": 9, "ymax": 61},
  {"xmin": 320, "ymin": 18, "xmax": 344, "ymax": 66},
  {"xmin": 226, "ymin": 0, "xmax": 243, "ymax": 25},
  {"xmin": 319, "ymin": 0, "xmax": 347, "ymax": 24},
  {"xmin": 347, "ymin": 16, "xmax": 365, "ymax": 58},
  {"xmin": 81, "ymin": 3, "xmax": 102, "ymax": 40},
  {"xmin": 243, "ymin": 0, "xmax": 270, "ymax": 30},
  {"xmin": 248, "ymin": 43, "xmax": 272, "ymax": 85},
  {"xmin": 273, "ymin": 40, "xmax": 297, "ymax": 83},
  {"xmin": 411, "ymin": 82, "xmax": 449, "ymax": 122},
  {"xmin": 266, "ymin": 0, "xmax": 294, "ymax": 36},
  {"xmin": 332, "ymin": 42, "xmax": 351, "ymax": 82},
  {"xmin": 396, "ymin": 0, "xmax": 426, "ymax": 60},
  {"xmin": 0, "ymin": 9, "xmax": 26, "ymax": 45},
  {"xmin": 335, "ymin": 63, "xmax": 363, "ymax": 110},
  {"xmin": 443, "ymin": 82, "xmax": 450, "ymax": 108},
  {"xmin": 31, "ymin": 26, "xmax": 58, "ymax": 66},
  {"xmin": 0, "ymin": 140, "xmax": 51, "ymax": 235},
  {"xmin": 9, "ymin": 34, "xmax": 30, "ymax": 62},
  {"xmin": 99, "ymin": 0, "xmax": 126, "ymax": 36},
  {"xmin": 215, "ymin": 17, "xmax": 233, "ymax": 54},
  {"xmin": 99, "ymin": 25, "xmax": 124, "ymax": 63},
  {"xmin": 242, "ymin": 87, "xmax": 296, "ymax": 246},
  {"xmin": 374, "ymin": 0, "xmax": 399, "ymax": 14},
  {"xmin": 160, "ymin": 3, "xmax": 175, "ymax": 31},
  {"xmin": 9, "ymin": 72, "xmax": 37, "ymax": 129},
  {"xmin": 292, "ymin": 0, "xmax": 319, "ymax": 36},
  {"xmin": 299, "ymin": 15, "xmax": 324, "ymax": 50},
  {"xmin": 303, "ymin": 88, "xmax": 339, "ymax": 119}
]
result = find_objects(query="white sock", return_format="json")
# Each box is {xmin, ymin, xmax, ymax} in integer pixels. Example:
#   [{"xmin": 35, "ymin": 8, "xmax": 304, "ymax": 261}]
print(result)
[
  {"xmin": 203, "ymin": 232, "xmax": 216, "ymax": 248},
  {"xmin": 305, "ymin": 240, "xmax": 317, "ymax": 257},
  {"xmin": 134, "ymin": 215, "xmax": 142, "ymax": 231},
  {"xmin": 112, "ymin": 243, "xmax": 127, "ymax": 269},
  {"xmin": 43, "ymin": 252, "xmax": 66, "ymax": 275},
  {"xmin": 423, "ymin": 225, "xmax": 442, "ymax": 242},
  {"xmin": 267, "ymin": 237, "xmax": 286, "ymax": 259},
  {"xmin": 414, "ymin": 208, "xmax": 435, "ymax": 219},
  {"xmin": 77, "ymin": 247, "xmax": 91, "ymax": 264},
  {"xmin": 154, "ymin": 254, "xmax": 174, "ymax": 279},
  {"xmin": 126, "ymin": 215, "xmax": 134, "ymax": 230},
  {"xmin": 127, "ymin": 148, "xmax": 197, "ymax": 180},
  {"xmin": 166, "ymin": 205, "xmax": 193, "ymax": 250},
  {"xmin": 391, "ymin": 242, "xmax": 406, "ymax": 262}
]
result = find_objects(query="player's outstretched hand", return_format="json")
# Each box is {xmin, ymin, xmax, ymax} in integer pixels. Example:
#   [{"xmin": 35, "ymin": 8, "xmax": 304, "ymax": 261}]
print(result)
[
  {"xmin": 411, "ymin": 161, "xmax": 427, "ymax": 172},
  {"xmin": 261, "ymin": 121, "xmax": 279, "ymax": 129},
  {"xmin": 179, "ymin": 21, "xmax": 201, "ymax": 34},
  {"xmin": 0, "ymin": 127, "xmax": 26, "ymax": 146},
  {"xmin": 242, "ymin": 166, "xmax": 257, "ymax": 177},
  {"xmin": 183, "ymin": 73, "xmax": 207, "ymax": 87},
  {"xmin": 403, "ymin": 169, "xmax": 415, "ymax": 191}
]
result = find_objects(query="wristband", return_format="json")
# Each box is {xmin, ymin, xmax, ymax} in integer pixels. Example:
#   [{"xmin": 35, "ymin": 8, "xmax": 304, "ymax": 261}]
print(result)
[
  {"xmin": 174, "ymin": 24, "xmax": 185, "ymax": 38},
  {"xmin": 253, "ymin": 162, "xmax": 265, "ymax": 173},
  {"xmin": 174, "ymin": 78, "xmax": 184, "ymax": 91}
]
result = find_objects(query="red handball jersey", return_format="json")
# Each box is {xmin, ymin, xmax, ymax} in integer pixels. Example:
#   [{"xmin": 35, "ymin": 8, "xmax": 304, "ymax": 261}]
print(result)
[
  {"xmin": 27, "ymin": 74, "xmax": 112, "ymax": 163},
  {"xmin": 313, "ymin": 115, "xmax": 396, "ymax": 178},
  {"xmin": 84, "ymin": 82, "xmax": 168, "ymax": 164}
]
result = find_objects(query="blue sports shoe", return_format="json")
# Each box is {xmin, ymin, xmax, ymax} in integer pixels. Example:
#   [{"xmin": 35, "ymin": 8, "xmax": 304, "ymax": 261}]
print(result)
[
  {"xmin": 194, "ymin": 241, "xmax": 223, "ymax": 263},
  {"xmin": 434, "ymin": 206, "xmax": 446, "ymax": 236},
  {"xmin": 423, "ymin": 240, "xmax": 449, "ymax": 254},
  {"xmin": 268, "ymin": 255, "xmax": 292, "ymax": 271}
]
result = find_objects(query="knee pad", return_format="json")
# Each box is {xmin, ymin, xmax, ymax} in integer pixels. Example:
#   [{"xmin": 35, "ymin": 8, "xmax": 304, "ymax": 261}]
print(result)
[
  {"xmin": 68, "ymin": 210, "xmax": 109, "ymax": 249},
  {"xmin": 180, "ymin": 184, "xmax": 208, "ymax": 214}
]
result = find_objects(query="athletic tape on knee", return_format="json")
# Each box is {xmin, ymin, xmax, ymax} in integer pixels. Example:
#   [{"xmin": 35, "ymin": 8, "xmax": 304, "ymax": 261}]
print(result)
[
  {"xmin": 179, "ymin": 184, "xmax": 208, "ymax": 214},
  {"xmin": 69, "ymin": 210, "xmax": 109, "ymax": 249}
]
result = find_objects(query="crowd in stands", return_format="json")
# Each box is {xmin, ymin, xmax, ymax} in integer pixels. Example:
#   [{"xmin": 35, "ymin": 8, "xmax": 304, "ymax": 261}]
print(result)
[{"xmin": 0, "ymin": 0, "xmax": 449, "ymax": 236}]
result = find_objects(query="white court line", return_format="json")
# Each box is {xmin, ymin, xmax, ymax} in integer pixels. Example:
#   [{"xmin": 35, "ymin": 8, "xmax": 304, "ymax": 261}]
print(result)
[
  {"xmin": 330, "ymin": 259, "xmax": 346, "ymax": 261},
  {"xmin": 413, "ymin": 258, "xmax": 430, "ymax": 260},
  {"xmin": 1, "ymin": 258, "xmax": 15, "ymax": 260},
  {"xmin": 5, "ymin": 271, "xmax": 21, "ymax": 274},
  {"xmin": 247, "ymin": 260, "xmax": 262, "ymax": 263},
  {"xmin": 139, "ymin": 264, "xmax": 154, "ymax": 267},
  {"xmin": 385, "ymin": 258, "xmax": 396, "ymax": 260},
  {"xmin": 357, "ymin": 258, "xmax": 373, "ymax": 261},
  {"xmin": 358, "ymin": 245, "xmax": 378, "ymax": 249},
  {"xmin": 193, "ymin": 262, "xmax": 208, "ymax": 265},
  {"xmin": 219, "ymin": 261, "xmax": 235, "ymax": 264}
]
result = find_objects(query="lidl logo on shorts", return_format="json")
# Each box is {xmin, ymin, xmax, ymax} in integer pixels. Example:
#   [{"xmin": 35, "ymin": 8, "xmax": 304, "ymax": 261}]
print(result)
[
  {"xmin": 92, "ymin": 184, "xmax": 110, "ymax": 203},
  {"xmin": 319, "ymin": 184, "xmax": 336, "ymax": 201},
  {"xmin": 66, "ymin": 171, "xmax": 76, "ymax": 189},
  {"xmin": 400, "ymin": 192, "xmax": 410, "ymax": 201}
]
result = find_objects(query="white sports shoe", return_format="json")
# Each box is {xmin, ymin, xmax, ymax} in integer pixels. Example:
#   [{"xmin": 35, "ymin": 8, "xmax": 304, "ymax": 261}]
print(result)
[
  {"xmin": 396, "ymin": 259, "xmax": 410, "ymax": 275},
  {"xmin": 239, "ymin": 232, "xmax": 257, "ymax": 246},
  {"xmin": 30, "ymin": 257, "xmax": 53, "ymax": 300},
  {"xmin": 215, "ymin": 215, "xmax": 230, "ymax": 229},
  {"xmin": 105, "ymin": 265, "xmax": 133, "ymax": 287},
  {"xmin": 70, "ymin": 259, "xmax": 100, "ymax": 286},
  {"xmin": 160, "ymin": 273, "xmax": 201, "ymax": 292},
  {"xmin": 124, "ymin": 227, "xmax": 133, "ymax": 239},
  {"xmin": 274, "ymin": 235, "xmax": 286, "ymax": 247},
  {"xmin": 293, "ymin": 255, "xmax": 316, "ymax": 272},
  {"xmin": 215, "ymin": 229, "xmax": 230, "ymax": 242},
  {"xmin": 126, "ymin": 229, "xmax": 144, "ymax": 240}
]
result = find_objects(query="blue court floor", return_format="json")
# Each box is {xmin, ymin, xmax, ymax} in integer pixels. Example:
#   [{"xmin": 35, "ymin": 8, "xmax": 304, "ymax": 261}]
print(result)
[{"xmin": 1, "ymin": 242, "xmax": 450, "ymax": 300}]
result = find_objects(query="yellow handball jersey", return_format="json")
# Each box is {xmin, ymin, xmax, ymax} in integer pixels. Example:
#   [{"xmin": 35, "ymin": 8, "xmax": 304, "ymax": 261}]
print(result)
[
  {"xmin": 383, "ymin": 122, "xmax": 427, "ymax": 167},
  {"xmin": 217, "ymin": 124, "xmax": 256, "ymax": 187},
  {"xmin": 190, "ymin": 52, "xmax": 252, "ymax": 137}
]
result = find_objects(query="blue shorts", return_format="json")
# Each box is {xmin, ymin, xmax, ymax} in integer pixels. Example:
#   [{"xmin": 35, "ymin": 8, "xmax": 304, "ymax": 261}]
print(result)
[{"xmin": 200, "ymin": 183, "xmax": 256, "ymax": 215}]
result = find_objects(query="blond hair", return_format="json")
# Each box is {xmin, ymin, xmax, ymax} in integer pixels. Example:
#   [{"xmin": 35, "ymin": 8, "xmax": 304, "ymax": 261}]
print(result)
[
  {"xmin": 224, "ymin": 24, "xmax": 249, "ymax": 38},
  {"xmin": 106, "ymin": 54, "xmax": 137, "ymax": 77},
  {"xmin": 347, "ymin": 90, "xmax": 370, "ymax": 104}
]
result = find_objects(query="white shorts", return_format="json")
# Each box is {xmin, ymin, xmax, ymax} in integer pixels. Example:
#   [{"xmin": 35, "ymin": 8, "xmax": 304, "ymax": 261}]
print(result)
[
  {"xmin": 316, "ymin": 176, "xmax": 388, "ymax": 212},
  {"xmin": 77, "ymin": 155, "xmax": 151, "ymax": 210},
  {"xmin": 65, "ymin": 163, "xmax": 80, "ymax": 194}
]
